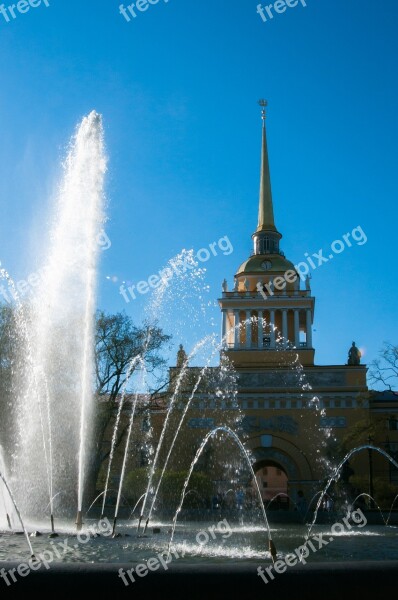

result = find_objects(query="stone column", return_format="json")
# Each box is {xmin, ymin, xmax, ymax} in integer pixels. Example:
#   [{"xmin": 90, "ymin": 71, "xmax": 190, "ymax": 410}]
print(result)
[
  {"xmin": 221, "ymin": 309, "xmax": 227, "ymax": 346},
  {"xmin": 257, "ymin": 310, "xmax": 263, "ymax": 348},
  {"xmin": 234, "ymin": 310, "xmax": 240, "ymax": 349},
  {"xmin": 294, "ymin": 309, "xmax": 300, "ymax": 348},
  {"xmin": 245, "ymin": 310, "xmax": 252, "ymax": 349},
  {"xmin": 306, "ymin": 309, "xmax": 313, "ymax": 348},
  {"xmin": 270, "ymin": 309, "xmax": 276, "ymax": 348},
  {"xmin": 282, "ymin": 309, "xmax": 288, "ymax": 347}
]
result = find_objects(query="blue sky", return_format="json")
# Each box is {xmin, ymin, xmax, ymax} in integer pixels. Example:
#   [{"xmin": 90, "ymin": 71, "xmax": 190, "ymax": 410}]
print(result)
[{"xmin": 0, "ymin": 0, "xmax": 397, "ymax": 375}]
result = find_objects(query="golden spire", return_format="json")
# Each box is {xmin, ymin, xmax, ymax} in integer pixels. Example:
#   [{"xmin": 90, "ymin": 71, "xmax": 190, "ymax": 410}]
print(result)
[{"xmin": 257, "ymin": 100, "xmax": 277, "ymax": 233}]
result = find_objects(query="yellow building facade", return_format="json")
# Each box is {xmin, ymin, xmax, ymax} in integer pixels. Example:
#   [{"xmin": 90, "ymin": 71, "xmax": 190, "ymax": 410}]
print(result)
[
  {"xmin": 216, "ymin": 103, "xmax": 369, "ymax": 502},
  {"xmin": 156, "ymin": 104, "xmax": 398, "ymax": 508},
  {"xmin": 108, "ymin": 106, "xmax": 398, "ymax": 512}
]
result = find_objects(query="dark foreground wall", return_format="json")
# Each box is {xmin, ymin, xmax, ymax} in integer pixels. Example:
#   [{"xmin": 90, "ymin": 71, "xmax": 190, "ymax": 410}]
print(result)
[{"xmin": 1, "ymin": 561, "xmax": 398, "ymax": 600}]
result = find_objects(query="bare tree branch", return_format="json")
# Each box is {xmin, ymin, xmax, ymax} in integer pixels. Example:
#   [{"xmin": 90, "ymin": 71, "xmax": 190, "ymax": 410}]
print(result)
[{"xmin": 369, "ymin": 342, "xmax": 398, "ymax": 391}]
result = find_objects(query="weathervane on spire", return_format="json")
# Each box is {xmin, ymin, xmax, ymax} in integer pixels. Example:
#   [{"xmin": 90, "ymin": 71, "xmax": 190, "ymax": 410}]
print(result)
[{"xmin": 258, "ymin": 99, "xmax": 268, "ymax": 125}]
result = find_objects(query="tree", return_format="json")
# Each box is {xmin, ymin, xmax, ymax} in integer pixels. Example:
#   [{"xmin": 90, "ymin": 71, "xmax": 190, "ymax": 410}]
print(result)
[
  {"xmin": 95, "ymin": 311, "xmax": 171, "ymax": 400},
  {"xmin": 340, "ymin": 417, "xmax": 384, "ymax": 456},
  {"xmin": 369, "ymin": 342, "xmax": 398, "ymax": 390},
  {"xmin": 89, "ymin": 310, "xmax": 172, "ymax": 494}
]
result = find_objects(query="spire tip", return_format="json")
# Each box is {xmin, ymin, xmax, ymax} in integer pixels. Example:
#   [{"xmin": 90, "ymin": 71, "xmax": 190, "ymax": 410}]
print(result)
[{"xmin": 258, "ymin": 99, "xmax": 268, "ymax": 125}]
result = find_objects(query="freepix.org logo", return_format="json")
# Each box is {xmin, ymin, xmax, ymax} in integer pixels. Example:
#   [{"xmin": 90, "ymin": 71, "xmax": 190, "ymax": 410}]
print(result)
[
  {"xmin": 0, "ymin": 0, "xmax": 50, "ymax": 23},
  {"xmin": 119, "ymin": 235, "xmax": 234, "ymax": 303},
  {"xmin": 257, "ymin": 225, "xmax": 367, "ymax": 301},
  {"xmin": 0, "ymin": 518, "xmax": 112, "ymax": 587},
  {"xmin": 119, "ymin": 0, "xmax": 169, "ymax": 22},
  {"xmin": 257, "ymin": 509, "xmax": 368, "ymax": 584},
  {"xmin": 0, "ymin": 230, "xmax": 111, "ymax": 305},
  {"xmin": 256, "ymin": 0, "xmax": 308, "ymax": 23},
  {"xmin": 117, "ymin": 519, "xmax": 233, "ymax": 586}
]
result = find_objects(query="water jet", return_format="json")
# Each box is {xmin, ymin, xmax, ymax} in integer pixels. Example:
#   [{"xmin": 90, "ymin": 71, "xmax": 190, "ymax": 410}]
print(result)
[{"xmin": 76, "ymin": 510, "xmax": 83, "ymax": 532}]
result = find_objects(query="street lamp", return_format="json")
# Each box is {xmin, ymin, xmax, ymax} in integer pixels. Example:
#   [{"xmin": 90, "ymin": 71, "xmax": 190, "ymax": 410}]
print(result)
[{"xmin": 367, "ymin": 435, "xmax": 375, "ymax": 509}]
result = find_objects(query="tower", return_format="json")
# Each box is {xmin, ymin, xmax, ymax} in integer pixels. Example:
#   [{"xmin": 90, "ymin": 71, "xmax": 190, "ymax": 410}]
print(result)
[
  {"xmin": 154, "ymin": 102, "xmax": 371, "ymax": 507},
  {"xmin": 219, "ymin": 101, "xmax": 315, "ymax": 367},
  {"xmin": 215, "ymin": 102, "xmax": 368, "ymax": 504}
]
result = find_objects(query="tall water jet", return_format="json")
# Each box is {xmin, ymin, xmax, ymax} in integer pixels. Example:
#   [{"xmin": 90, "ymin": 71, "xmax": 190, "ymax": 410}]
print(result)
[
  {"xmin": 0, "ymin": 446, "xmax": 13, "ymax": 529},
  {"xmin": 14, "ymin": 111, "xmax": 107, "ymax": 523}
]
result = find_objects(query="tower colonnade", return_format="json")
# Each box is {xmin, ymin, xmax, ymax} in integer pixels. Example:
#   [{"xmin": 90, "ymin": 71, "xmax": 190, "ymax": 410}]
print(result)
[{"xmin": 221, "ymin": 306, "xmax": 313, "ymax": 350}]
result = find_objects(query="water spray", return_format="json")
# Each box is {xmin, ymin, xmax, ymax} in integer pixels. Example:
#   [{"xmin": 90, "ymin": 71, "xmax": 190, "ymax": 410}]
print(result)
[
  {"xmin": 76, "ymin": 510, "xmax": 83, "ymax": 532},
  {"xmin": 111, "ymin": 517, "xmax": 118, "ymax": 537},
  {"xmin": 269, "ymin": 539, "xmax": 277, "ymax": 564},
  {"xmin": 137, "ymin": 514, "xmax": 143, "ymax": 533},
  {"xmin": 143, "ymin": 517, "xmax": 149, "ymax": 534},
  {"xmin": 0, "ymin": 470, "xmax": 34, "ymax": 557},
  {"xmin": 167, "ymin": 426, "xmax": 274, "ymax": 563}
]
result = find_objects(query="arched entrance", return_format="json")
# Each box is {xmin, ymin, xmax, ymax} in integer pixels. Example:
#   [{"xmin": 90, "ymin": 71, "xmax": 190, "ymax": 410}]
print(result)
[{"xmin": 253, "ymin": 459, "xmax": 289, "ymax": 509}]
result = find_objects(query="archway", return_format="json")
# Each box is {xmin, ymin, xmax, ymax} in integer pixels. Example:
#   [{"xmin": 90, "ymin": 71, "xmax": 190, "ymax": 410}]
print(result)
[{"xmin": 252, "ymin": 459, "xmax": 289, "ymax": 509}]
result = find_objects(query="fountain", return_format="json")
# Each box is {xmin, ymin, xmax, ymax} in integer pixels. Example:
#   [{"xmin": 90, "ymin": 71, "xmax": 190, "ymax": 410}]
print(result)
[
  {"xmin": 1, "ymin": 111, "xmax": 107, "ymax": 530},
  {"xmin": 0, "ymin": 112, "xmax": 397, "ymax": 599}
]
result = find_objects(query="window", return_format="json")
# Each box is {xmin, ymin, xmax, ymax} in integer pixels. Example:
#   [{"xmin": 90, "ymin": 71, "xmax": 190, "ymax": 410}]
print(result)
[{"xmin": 389, "ymin": 418, "xmax": 398, "ymax": 431}]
